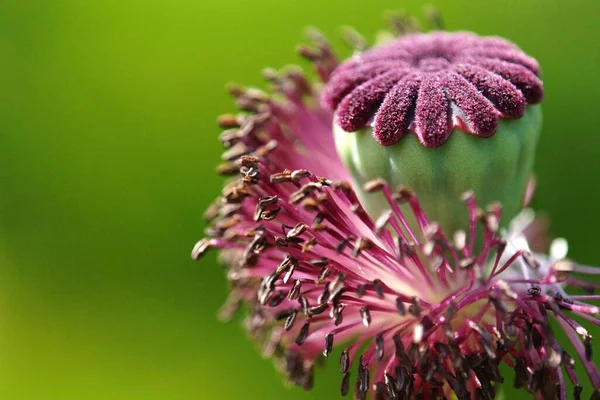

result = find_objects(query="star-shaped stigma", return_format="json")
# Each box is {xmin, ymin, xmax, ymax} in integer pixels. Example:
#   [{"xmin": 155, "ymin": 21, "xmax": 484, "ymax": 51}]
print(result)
[{"xmin": 322, "ymin": 32, "xmax": 544, "ymax": 147}]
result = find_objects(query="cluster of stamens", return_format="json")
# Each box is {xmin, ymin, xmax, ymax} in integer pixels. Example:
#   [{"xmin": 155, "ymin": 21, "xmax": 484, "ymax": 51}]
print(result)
[{"xmin": 194, "ymin": 20, "xmax": 599, "ymax": 400}]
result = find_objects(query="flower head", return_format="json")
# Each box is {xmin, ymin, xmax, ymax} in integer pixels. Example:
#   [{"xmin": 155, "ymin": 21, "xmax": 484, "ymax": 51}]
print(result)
[{"xmin": 194, "ymin": 14, "xmax": 599, "ymax": 400}]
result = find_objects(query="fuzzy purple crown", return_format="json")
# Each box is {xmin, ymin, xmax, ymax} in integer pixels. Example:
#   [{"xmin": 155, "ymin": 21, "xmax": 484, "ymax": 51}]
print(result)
[{"xmin": 322, "ymin": 31, "xmax": 544, "ymax": 147}]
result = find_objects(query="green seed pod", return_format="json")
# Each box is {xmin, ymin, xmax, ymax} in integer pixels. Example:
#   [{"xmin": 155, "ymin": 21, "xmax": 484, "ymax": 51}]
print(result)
[
  {"xmin": 334, "ymin": 105, "xmax": 542, "ymax": 234},
  {"xmin": 322, "ymin": 31, "xmax": 544, "ymax": 234}
]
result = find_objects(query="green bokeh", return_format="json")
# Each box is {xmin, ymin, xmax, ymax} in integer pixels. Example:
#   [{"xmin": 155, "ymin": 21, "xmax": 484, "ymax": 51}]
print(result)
[{"xmin": 1, "ymin": 0, "xmax": 599, "ymax": 399}]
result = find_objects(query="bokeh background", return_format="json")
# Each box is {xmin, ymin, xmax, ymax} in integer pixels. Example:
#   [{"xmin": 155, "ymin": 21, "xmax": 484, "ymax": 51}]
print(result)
[{"xmin": 1, "ymin": 0, "xmax": 600, "ymax": 399}]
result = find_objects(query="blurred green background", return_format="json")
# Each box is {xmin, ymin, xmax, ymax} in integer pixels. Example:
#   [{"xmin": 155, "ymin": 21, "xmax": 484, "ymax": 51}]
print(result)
[{"xmin": 1, "ymin": 0, "xmax": 600, "ymax": 399}]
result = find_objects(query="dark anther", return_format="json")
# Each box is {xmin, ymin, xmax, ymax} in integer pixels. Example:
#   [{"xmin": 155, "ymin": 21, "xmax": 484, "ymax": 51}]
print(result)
[
  {"xmin": 474, "ymin": 363, "xmax": 498, "ymax": 399},
  {"xmin": 425, "ymin": 360, "xmax": 437, "ymax": 382},
  {"xmin": 374, "ymin": 382, "xmax": 387, "ymax": 400},
  {"xmin": 316, "ymin": 267, "xmax": 330, "ymax": 284},
  {"xmin": 283, "ymin": 309, "xmax": 298, "ymax": 331},
  {"xmin": 240, "ymin": 155, "xmax": 260, "ymax": 168},
  {"xmin": 409, "ymin": 297, "xmax": 421, "ymax": 317},
  {"xmin": 328, "ymin": 273, "xmax": 345, "ymax": 301},
  {"xmin": 532, "ymin": 326, "xmax": 544, "ymax": 349},
  {"xmin": 421, "ymin": 315, "xmax": 434, "ymax": 331},
  {"xmin": 574, "ymin": 384, "xmax": 583, "ymax": 400},
  {"xmin": 276, "ymin": 254, "xmax": 297, "ymax": 275},
  {"xmin": 534, "ymin": 367, "xmax": 557, "ymax": 400},
  {"xmin": 351, "ymin": 237, "xmax": 371, "ymax": 257},
  {"xmin": 295, "ymin": 322, "xmax": 310, "ymax": 345},
  {"xmin": 270, "ymin": 171, "xmax": 292, "ymax": 184},
  {"xmin": 340, "ymin": 372, "xmax": 350, "ymax": 396},
  {"xmin": 373, "ymin": 279, "xmax": 384, "ymax": 298},
  {"xmin": 332, "ymin": 304, "xmax": 345, "ymax": 326},
  {"xmin": 360, "ymin": 306, "xmax": 372, "ymax": 327},
  {"xmin": 309, "ymin": 257, "xmax": 328, "ymax": 268},
  {"xmin": 257, "ymin": 274, "xmax": 276, "ymax": 305},
  {"xmin": 375, "ymin": 333, "xmax": 385, "ymax": 361},
  {"xmin": 484, "ymin": 357, "xmax": 503, "ymax": 383},
  {"xmin": 406, "ymin": 343, "xmax": 418, "ymax": 367},
  {"xmin": 276, "ymin": 308, "xmax": 296, "ymax": 321},
  {"xmin": 470, "ymin": 324, "xmax": 495, "ymax": 359},
  {"xmin": 433, "ymin": 342, "xmax": 449, "ymax": 357},
  {"xmin": 288, "ymin": 279, "xmax": 302, "ymax": 300},
  {"xmin": 258, "ymin": 195, "xmax": 278, "ymax": 207},
  {"xmin": 191, "ymin": 239, "xmax": 211, "ymax": 260},
  {"xmin": 447, "ymin": 373, "xmax": 469, "ymax": 400},
  {"xmin": 287, "ymin": 222, "xmax": 308, "ymax": 238},
  {"xmin": 396, "ymin": 297, "xmax": 406, "ymax": 316},
  {"xmin": 357, "ymin": 357, "xmax": 370, "ymax": 395},
  {"xmin": 283, "ymin": 264, "xmax": 295, "ymax": 284},
  {"xmin": 523, "ymin": 323, "xmax": 533, "ymax": 351},
  {"xmin": 340, "ymin": 349, "xmax": 350, "ymax": 374},
  {"xmin": 291, "ymin": 169, "xmax": 311, "ymax": 182},
  {"xmin": 402, "ymin": 371, "xmax": 415, "ymax": 399},
  {"xmin": 527, "ymin": 286, "xmax": 541, "ymax": 297},
  {"xmin": 268, "ymin": 291, "xmax": 286, "ymax": 307},
  {"xmin": 290, "ymin": 182, "xmax": 323, "ymax": 204},
  {"xmin": 384, "ymin": 373, "xmax": 398, "ymax": 400},
  {"xmin": 313, "ymin": 212, "xmax": 325, "ymax": 225},
  {"xmin": 394, "ymin": 365, "xmax": 409, "ymax": 394},
  {"xmin": 393, "ymin": 335, "xmax": 411, "ymax": 369},
  {"xmin": 357, "ymin": 284, "xmax": 367, "ymax": 297},
  {"xmin": 298, "ymin": 296, "xmax": 309, "ymax": 315},
  {"xmin": 561, "ymin": 349, "xmax": 575, "ymax": 369},
  {"xmin": 488, "ymin": 293, "xmax": 507, "ymax": 316},
  {"xmin": 584, "ymin": 334, "xmax": 593, "ymax": 361},
  {"xmin": 513, "ymin": 358, "xmax": 530, "ymax": 390},
  {"xmin": 336, "ymin": 238, "xmax": 351, "ymax": 254},
  {"xmin": 307, "ymin": 302, "xmax": 328, "ymax": 317},
  {"xmin": 317, "ymin": 287, "xmax": 330, "ymax": 305},
  {"xmin": 324, "ymin": 333, "xmax": 334, "ymax": 357}
]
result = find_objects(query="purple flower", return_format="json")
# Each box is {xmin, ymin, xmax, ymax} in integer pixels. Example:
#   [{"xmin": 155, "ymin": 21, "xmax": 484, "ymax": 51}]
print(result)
[{"xmin": 193, "ymin": 17, "xmax": 599, "ymax": 400}]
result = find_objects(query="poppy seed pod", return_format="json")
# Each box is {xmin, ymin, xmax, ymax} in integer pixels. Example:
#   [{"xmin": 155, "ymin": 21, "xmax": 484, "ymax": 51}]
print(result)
[{"xmin": 325, "ymin": 31, "xmax": 543, "ymax": 235}]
